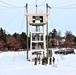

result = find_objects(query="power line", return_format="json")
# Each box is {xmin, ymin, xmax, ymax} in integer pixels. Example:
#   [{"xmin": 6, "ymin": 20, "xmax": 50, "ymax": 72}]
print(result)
[
  {"xmin": 51, "ymin": 3, "xmax": 76, "ymax": 9},
  {"xmin": 19, "ymin": 9, "xmax": 25, "ymax": 33},
  {"xmin": 6, "ymin": 9, "xmax": 24, "ymax": 28},
  {"xmin": 49, "ymin": 15, "xmax": 55, "ymax": 30},
  {"xmin": 1, "ymin": 0, "xmax": 76, "ymax": 9},
  {"xmin": 0, "ymin": 7, "xmax": 24, "ymax": 11},
  {"xmin": 52, "ymin": 7, "xmax": 76, "ymax": 9},
  {"xmin": 0, "ymin": 6, "xmax": 24, "ymax": 11},
  {"xmin": 38, "ymin": 0, "xmax": 46, "ymax": 7},
  {"xmin": 52, "ymin": 3, "xmax": 76, "ymax": 8},
  {"xmin": 28, "ymin": 0, "xmax": 46, "ymax": 7},
  {"xmin": 0, "ymin": 0, "xmax": 24, "ymax": 8},
  {"xmin": 0, "ymin": 6, "xmax": 24, "ymax": 9}
]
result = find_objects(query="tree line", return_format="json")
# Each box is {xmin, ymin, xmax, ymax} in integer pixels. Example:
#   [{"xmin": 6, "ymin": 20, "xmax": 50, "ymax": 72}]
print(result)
[
  {"xmin": 0, "ymin": 28, "xmax": 30, "ymax": 51},
  {"xmin": 48, "ymin": 29, "xmax": 76, "ymax": 48},
  {"xmin": 0, "ymin": 28, "xmax": 76, "ymax": 51}
]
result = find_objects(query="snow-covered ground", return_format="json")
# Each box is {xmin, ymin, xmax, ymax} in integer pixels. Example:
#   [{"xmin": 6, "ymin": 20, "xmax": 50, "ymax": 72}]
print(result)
[{"xmin": 0, "ymin": 51, "xmax": 76, "ymax": 75}]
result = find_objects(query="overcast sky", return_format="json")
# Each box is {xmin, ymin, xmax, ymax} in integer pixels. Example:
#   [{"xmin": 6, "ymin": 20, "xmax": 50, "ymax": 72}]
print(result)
[{"xmin": 0, "ymin": 0, "xmax": 76, "ymax": 36}]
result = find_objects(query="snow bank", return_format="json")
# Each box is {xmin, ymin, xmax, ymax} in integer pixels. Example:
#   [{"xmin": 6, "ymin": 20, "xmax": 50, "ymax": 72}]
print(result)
[{"xmin": 0, "ymin": 51, "xmax": 76, "ymax": 75}]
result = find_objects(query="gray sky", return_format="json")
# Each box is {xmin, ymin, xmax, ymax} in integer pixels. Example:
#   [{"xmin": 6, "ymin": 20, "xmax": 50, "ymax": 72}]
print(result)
[{"xmin": 0, "ymin": 0, "xmax": 76, "ymax": 36}]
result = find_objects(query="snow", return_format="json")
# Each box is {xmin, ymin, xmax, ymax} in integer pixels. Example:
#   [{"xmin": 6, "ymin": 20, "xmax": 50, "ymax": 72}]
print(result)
[{"xmin": 0, "ymin": 51, "xmax": 76, "ymax": 75}]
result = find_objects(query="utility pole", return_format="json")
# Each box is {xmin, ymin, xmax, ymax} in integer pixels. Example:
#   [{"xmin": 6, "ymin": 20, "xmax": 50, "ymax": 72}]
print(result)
[
  {"xmin": 36, "ymin": 0, "xmax": 37, "ymax": 14},
  {"xmin": 46, "ymin": 3, "xmax": 48, "ymax": 57},
  {"xmin": 26, "ymin": 3, "xmax": 28, "ymax": 59},
  {"xmin": 36, "ymin": 0, "xmax": 39, "ymax": 49},
  {"xmin": 36, "ymin": 0, "xmax": 38, "ymax": 31},
  {"xmin": 46, "ymin": 4, "xmax": 52, "ymax": 58}
]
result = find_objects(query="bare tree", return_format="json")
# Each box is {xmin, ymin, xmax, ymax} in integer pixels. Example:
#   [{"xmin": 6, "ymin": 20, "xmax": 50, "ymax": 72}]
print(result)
[
  {"xmin": 64, "ymin": 31, "xmax": 74, "ymax": 48},
  {"xmin": 49, "ymin": 29, "xmax": 62, "ymax": 48},
  {"xmin": 7, "ymin": 36, "xmax": 21, "ymax": 50},
  {"xmin": 0, "ymin": 40, "xmax": 5, "ymax": 50}
]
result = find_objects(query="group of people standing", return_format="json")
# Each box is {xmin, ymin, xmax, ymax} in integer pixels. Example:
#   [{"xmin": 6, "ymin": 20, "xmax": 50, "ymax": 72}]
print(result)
[
  {"xmin": 49, "ymin": 57, "xmax": 55, "ymax": 65},
  {"xmin": 34, "ymin": 55, "xmax": 55, "ymax": 65}
]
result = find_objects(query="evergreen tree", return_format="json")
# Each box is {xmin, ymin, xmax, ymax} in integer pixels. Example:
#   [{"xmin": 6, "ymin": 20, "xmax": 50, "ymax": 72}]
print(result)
[
  {"xmin": 20, "ymin": 32, "xmax": 27, "ymax": 49},
  {"xmin": 0, "ymin": 28, "xmax": 6, "ymax": 43}
]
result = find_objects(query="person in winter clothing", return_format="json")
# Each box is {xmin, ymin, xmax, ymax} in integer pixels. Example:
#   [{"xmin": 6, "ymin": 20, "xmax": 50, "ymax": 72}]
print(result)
[
  {"xmin": 53, "ymin": 57, "xmax": 55, "ymax": 64},
  {"xmin": 34, "ymin": 57, "xmax": 37, "ymax": 65},
  {"xmin": 49, "ymin": 57, "xmax": 52, "ymax": 65}
]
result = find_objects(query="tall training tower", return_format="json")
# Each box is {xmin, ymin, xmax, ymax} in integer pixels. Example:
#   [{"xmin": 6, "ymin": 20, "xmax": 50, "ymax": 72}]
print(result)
[
  {"xmin": 29, "ymin": 14, "xmax": 47, "ymax": 61},
  {"xmin": 25, "ymin": 2, "xmax": 49, "ymax": 61}
]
